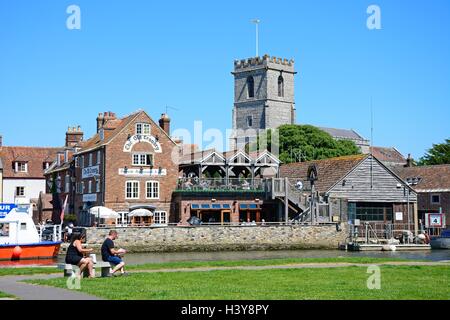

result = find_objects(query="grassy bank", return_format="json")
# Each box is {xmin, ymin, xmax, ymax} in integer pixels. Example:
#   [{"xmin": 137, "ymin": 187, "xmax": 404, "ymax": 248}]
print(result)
[
  {"xmin": 0, "ymin": 257, "xmax": 411, "ymax": 277},
  {"xmin": 0, "ymin": 267, "xmax": 60, "ymax": 277},
  {"xmin": 127, "ymin": 256, "xmax": 414, "ymax": 271},
  {"xmin": 29, "ymin": 265, "xmax": 450, "ymax": 300},
  {"xmin": 0, "ymin": 291, "xmax": 15, "ymax": 299}
]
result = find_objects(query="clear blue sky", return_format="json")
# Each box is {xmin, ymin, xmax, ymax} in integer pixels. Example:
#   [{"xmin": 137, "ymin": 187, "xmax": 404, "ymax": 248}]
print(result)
[{"xmin": 0, "ymin": 0, "xmax": 449, "ymax": 159}]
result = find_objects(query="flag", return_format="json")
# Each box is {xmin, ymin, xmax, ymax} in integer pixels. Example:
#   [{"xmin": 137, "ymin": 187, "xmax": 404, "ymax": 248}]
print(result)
[{"xmin": 61, "ymin": 195, "xmax": 69, "ymax": 224}]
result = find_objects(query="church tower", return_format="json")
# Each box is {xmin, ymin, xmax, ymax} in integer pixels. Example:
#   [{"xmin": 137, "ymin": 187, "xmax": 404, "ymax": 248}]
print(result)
[{"xmin": 231, "ymin": 54, "xmax": 296, "ymax": 145}]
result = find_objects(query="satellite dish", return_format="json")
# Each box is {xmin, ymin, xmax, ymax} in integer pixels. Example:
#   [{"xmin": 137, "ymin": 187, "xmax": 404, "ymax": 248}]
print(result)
[{"xmin": 295, "ymin": 181, "xmax": 303, "ymax": 191}]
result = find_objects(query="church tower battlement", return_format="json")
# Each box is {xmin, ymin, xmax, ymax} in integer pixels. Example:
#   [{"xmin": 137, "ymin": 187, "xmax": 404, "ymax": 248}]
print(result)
[{"xmin": 231, "ymin": 54, "xmax": 296, "ymax": 140}]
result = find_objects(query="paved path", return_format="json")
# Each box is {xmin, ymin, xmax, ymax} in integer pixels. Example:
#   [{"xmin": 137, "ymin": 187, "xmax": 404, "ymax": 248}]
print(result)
[
  {"xmin": 0, "ymin": 274, "xmax": 102, "ymax": 300},
  {"xmin": 1, "ymin": 261, "xmax": 448, "ymax": 300}
]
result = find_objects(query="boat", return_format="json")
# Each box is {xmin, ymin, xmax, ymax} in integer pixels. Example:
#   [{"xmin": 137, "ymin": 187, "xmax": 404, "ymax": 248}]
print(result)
[
  {"xmin": 430, "ymin": 230, "xmax": 450, "ymax": 249},
  {"xmin": 0, "ymin": 203, "xmax": 62, "ymax": 261}
]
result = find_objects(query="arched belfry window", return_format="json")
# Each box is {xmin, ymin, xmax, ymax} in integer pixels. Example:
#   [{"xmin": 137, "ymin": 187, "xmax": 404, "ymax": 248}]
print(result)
[
  {"xmin": 278, "ymin": 75, "xmax": 284, "ymax": 97},
  {"xmin": 247, "ymin": 76, "xmax": 255, "ymax": 98}
]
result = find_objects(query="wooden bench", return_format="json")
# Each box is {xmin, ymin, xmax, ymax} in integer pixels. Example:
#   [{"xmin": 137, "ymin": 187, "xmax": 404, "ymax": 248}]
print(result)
[{"xmin": 58, "ymin": 261, "xmax": 114, "ymax": 278}]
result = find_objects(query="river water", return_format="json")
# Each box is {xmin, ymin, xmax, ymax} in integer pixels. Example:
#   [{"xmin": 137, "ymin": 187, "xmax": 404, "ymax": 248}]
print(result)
[{"xmin": 1, "ymin": 249, "xmax": 449, "ymax": 268}]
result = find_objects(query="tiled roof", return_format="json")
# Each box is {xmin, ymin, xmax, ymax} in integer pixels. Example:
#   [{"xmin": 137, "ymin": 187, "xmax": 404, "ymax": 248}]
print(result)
[
  {"xmin": 38, "ymin": 192, "xmax": 53, "ymax": 211},
  {"xmin": 371, "ymin": 146, "xmax": 406, "ymax": 164},
  {"xmin": 393, "ymin": 164, "xmax": 450, "ymax": 192},
  {"xmin": 76, "ymin": 113, "xmax": 138, "ymax": 153},
  {"xmin": 0, "ymin": 146, "xmax": 60, "ymax": 179},
  {"xmin": 318, "ymin": 127, "xmax": 367, "ymax": 141},
  {"xmin": 76, "ymin": 110, "xmax": 177, "ymax": 155},
  {"xmin": 280, "ymin": 154, "xmax": 368, "ymax": 192}
]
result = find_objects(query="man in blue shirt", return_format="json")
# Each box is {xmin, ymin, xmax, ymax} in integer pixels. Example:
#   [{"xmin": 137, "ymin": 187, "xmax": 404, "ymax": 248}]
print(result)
[{"xmin": 101, "ymin": 230, "xmax": 128, "ymax": 276}]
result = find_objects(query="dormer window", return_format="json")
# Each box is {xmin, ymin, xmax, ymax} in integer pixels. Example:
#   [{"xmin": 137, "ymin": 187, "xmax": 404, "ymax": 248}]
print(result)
[
  {"xmin": 15, "ymin": 162, "xmax": 28, "ymax": 173},
  {"xmin": 43, "ymin": 162, "xmax": 52, "ymax": 170},
  {"xmin": 136, "ymin": 123, "xmax": 151, "ymax": 135}
]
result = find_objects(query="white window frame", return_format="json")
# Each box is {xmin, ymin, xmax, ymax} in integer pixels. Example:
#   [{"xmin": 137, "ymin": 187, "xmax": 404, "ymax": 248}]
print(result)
[
  {"xmin": 154, "ymin": 211, "xmax": 167, "ymax": 225},
  {"xmin": 89, "ymin": 153, "xmax": 93, "ymax": 167},
  {"xmin": 15, "ymin": 186, "xmax": 25, "ymax": 197},
  {"xmin": 81, "ymin": 156, "xmax": 85, "ymax": 169},
  {"xmin": 132, "ymin": 153, "xmax": 153, "ymax": 166},
  {"xmin": 136, "ymin": 123, "xmax": 151, "ymax": 135},
  {"xmin": 431, "ymin": 194, "xmax": 440, "ymax": 204},
  {"xmin": 81, "ymin": 182, "xmax": 85, "ymax": 194},
  {"xmin": 125, "ymin": 181, "xmax": 140, "ymax": 199},
  {"xmin": 15, "ymin": 162, "xmax": 28, "ymax": 173},
  {"xmin": 88, "ymin": 180, "xmax": 92, "ymax": 194},
  {"xmin": 96, "ymin": 180, "xmax": 101, "ymax": 193},
  {"xmin": 97, "ymin": 150, "xmax": 101, "ymax": 165},
  {"xmin": 146, "ymin": 181, "xmax": 160, "ymax": 199}
]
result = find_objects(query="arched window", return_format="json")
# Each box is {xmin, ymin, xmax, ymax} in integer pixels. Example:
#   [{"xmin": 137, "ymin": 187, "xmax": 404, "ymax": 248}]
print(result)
[
  {"xmin": 278, "ymin": 75, "xmax": 284, "ymax": 97},
  {"xmin": 247, "ymin": 76, "xmax": 255, "ymax": 98}
]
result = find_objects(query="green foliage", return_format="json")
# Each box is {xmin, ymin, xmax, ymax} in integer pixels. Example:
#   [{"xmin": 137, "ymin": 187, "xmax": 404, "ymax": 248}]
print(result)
[
  {"xmin": 64, "ymin": 214, "xmax": 77, "ymax": 223},
  {"xmin": 252, "ymin": 125, "xmax": 361, "ymax": 163},
  {"xmin": 418, "ymin": 139, "xmax": 450, "ymax": 165}
]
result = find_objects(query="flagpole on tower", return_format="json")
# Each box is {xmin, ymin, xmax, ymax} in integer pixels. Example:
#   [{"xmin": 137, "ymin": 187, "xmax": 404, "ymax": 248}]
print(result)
[{"xmin": 251, "ymin": 19, "xmax": 260, "ymax": 57}]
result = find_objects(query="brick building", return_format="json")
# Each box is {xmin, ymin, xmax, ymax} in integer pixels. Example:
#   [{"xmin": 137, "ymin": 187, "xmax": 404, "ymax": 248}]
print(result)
[
  {"xmin": 46, "ymin": 111, "xmax": 179, "ymax": 226},
  {"xmin": 0, "ymin": 136, "xmax": 60, "ymax": 205},
  {"xmin": 394, "ymin": 164, "xmax": 450, "ymax": 229}
]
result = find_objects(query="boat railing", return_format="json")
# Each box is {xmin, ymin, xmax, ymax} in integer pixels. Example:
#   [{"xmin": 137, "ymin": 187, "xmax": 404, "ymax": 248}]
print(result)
[{"xmin": 37, "ymin": 224, "xmax": 63, "ymax": 242}]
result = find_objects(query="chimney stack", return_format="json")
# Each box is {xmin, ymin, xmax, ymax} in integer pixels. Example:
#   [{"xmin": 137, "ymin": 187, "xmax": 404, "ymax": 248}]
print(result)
[
  {"xmin": 159, "ymin": 113, "xmax": 171, "ymax": 135},
  {"xmin": 405, "ymin": 154, "xmax": 414, "ymax": 167},
  {"xmin": 65, "ymin": 126, "xmax": 84, "ymax": 147},
  {"xmin": 96, "ymin": 111, "xmax": 117, "ymax": 133}
]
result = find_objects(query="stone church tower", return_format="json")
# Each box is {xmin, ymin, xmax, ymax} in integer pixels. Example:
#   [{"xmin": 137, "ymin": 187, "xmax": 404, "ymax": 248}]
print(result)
[{"xmin": 231, "ymin": 54, "xmax": 296, "ymax": 148}]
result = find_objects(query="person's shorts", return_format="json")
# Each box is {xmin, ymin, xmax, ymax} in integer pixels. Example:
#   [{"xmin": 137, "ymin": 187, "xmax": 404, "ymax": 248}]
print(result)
[{"xmin": 106, "ymin": 256, "xmax": 123, "ymax": 265}]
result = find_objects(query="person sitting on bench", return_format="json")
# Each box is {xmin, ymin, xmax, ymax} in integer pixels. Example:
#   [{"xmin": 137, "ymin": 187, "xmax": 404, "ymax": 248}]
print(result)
[
  {"xmin": 101, "ymin": 230, "xmax": 128, "ymax": 276},
  {"xmin": 65, "ymin": 232, "xmax": 95, "ymax": 278}
]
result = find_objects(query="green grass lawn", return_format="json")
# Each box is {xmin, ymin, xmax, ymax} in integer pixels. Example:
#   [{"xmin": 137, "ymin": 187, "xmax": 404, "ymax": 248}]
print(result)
[
  {"xmin": 126, "ymin": 256, "xmax": 414, "ymax": 271},
  {"xmin": 0, "ymin": 257, "xmax": 411, "ymax": 277},
  {"xmin": 0, "ymin": 291, "xmax": 15, "ymax": 299},
  {"xmin": 0, "ymin": 267, "xmax": 60, "ymax": 277},
  {"xmin": 29, "ymin": 265, "xmax": 450, "ymax": 300}
]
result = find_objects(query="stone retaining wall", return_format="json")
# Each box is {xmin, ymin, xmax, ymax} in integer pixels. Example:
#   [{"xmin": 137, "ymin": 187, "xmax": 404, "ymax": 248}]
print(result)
[{"xmin": 78, "ymin": 224, "xmax": 347, "ymax": 253}]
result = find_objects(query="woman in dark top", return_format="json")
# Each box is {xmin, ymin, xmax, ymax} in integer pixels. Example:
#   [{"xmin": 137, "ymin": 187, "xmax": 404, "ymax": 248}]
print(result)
[{"xmin": 65, "ymin": 232, "xmax": 95, "ymax": 278}]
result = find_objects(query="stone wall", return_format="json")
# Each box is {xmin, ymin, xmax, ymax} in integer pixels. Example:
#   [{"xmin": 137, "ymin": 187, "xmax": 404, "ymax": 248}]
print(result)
[{"xmin": 81, "ymin": 224, "xmax": 347, "ymax": 253}]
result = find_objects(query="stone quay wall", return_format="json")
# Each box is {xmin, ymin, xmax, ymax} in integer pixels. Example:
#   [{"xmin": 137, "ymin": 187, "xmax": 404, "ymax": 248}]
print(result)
[{"xmin": 80, "ymin": 224, "xmax": 347, "ymax": 253}]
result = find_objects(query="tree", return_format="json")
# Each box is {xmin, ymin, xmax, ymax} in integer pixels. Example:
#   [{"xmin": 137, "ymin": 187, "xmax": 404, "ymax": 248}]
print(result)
[
  {"xmin": 251, "ymin": 125, "xmax": 361, "ymax": 164},
  {"xmin": 417, "ymin": 139, "xmax": 450, "ymax": 165}
]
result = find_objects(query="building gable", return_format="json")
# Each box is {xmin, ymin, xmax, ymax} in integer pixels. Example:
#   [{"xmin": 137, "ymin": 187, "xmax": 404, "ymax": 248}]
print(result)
[{"xmin": 328, "ymin": 156, "xmax": 417, "ymax": 203}]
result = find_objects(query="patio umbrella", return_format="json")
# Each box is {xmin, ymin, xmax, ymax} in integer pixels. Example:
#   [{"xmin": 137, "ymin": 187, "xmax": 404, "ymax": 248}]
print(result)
[
  {"xmin": 128, "ymin": 208, "xmax": 154, "ymax": 217},
  {"xmin": 89, "ymin": 206, "xmax": 120, "ymax": 219}
]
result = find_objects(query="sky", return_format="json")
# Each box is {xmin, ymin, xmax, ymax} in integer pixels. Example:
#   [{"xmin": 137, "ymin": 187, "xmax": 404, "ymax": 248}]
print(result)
[{"xmin": 0, "ymin": 0, "xmax": 449, "ymax": 159}]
